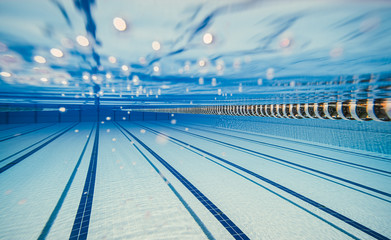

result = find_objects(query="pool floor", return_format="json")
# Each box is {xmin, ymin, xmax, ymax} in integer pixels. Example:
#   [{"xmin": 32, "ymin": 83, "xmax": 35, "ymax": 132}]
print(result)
[{"xmin": 0, "ymin": 121, "xmax": 390, "ymax": 239}]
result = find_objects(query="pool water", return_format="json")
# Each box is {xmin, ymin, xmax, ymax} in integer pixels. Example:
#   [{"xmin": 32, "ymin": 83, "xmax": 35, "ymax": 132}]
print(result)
[{"xmin": 0, "ymin": 0, "xmax": 391, "ymax": 239}]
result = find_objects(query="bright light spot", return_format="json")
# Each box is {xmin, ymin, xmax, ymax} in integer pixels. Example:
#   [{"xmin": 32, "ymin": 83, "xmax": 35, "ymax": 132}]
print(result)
[
  {"xmin": 106, "ymin": 73, "xmax": 112, "ymax": 79},
  {"xmin": 40, "ymin": 77, "xmax": 48, "ymax": 82},
  {"xmin": 257, "ymin": 78, "xmax": 263, "ymax": 85},
  {"xmin": 153, "ymin": 65, "xmax": 160, "ymax": 72},
  {"xmin": 199, "ymin": 59, "xmax": 206, "ymax": 67},
  {"xmin": 127, "ymin": 111, "xmax": 130, "ymax": 114},
  {"xmin": 91, "ymin": 75, "xmax": 97, "ymax": 81},
  {"xmin": 279, "ymin": 38, "xmax": 291, "ymax": 48},
  {"xmin": 184, "ymin": 61, "xmax": 190, "ymax": 71},
  {"xmin": 140, "ymin": 129, "xmax": 146, "ymax": 134},
  {"xmin": 106, "ymin": 116, "xmax": 111, "ymax": 121},
  {"xmin": 170, "ymin": 119, "xmax": 177, "ymax": 125},
  {"xmin": 186, "ymin": 88, "xmax": 189, "ymax": 93},
  {"xmin": 121, "ymin": 65, "xmax": 129, "ymax": 71},
  {"xmin": 158, "ymin": 89, "xmax": 161, "ymax": 95},
  {"xmin": 101, "ymin": 121, "xmax": 105, "ymax": 124},
  {"xmin": 203, "ymin": 32, "xmax": 213, "ymax": 44},
  {"xmin": 113, "ymin": 17, "xmax": 127, "ymax": 31},
  {"xmin": 152, "ymin": 41, "xmax": 161, "ymax": 51},
  {"xmin": 61, "ymin": 93, "xmax": 65, "ymax": 97},
  {"xmin": 112, "ymin": 148, "xmax": 116, "ymax": 152},
  {"xmin": 171, "ymin": 114, "xmax": 174, "ymax": 117},
  {"xmin": 112, "ymin": 138, "xmax": 117, "ymax": 142},
  {"xmin": 122, "ymin": 117, "xmax": 126, "ymax": 120},
  {"xmin": 198, "ymin": 77, "xmax": 204, "ymax": 85},
  {"xmin": 106, "ymin": 129, "xmax": 110, "ymax": 132},
  {"xmin": 216, "ymin": 63, "xmax": 223, "ymax": 71},
  {"xmin": 50, "ymin": 48, "xmax": 64, "ymax": 58},
  {"xmin": 76, "ymin": 35, "xmax": 89, "ymax": 47},
  {"xmin": 108, "ymin": 56, "xmax": 117, "ymax": 63},
  {"xmin": 218, "ymin": 89, "xmax": 222, "ymax": 95},
  {"xmin": 34, "ymin": 56, "xmax": 46, "ymax": 64},
  {"xmin": 0, "ymin": 71, "xmax": 11, "ymax": 77},
  {"xmin": 82, "ymin": 74, "xmax": 89, "ymax": 80},
  {"xmin": 266, "ymin": 68, "xmax": 274, "ymax": 80},
  {"xmin": 132, "ymin": 75, "xmax": 139, "ymax": 84},
  {"xmin": 155, "ymin": 134, "xmax": 168, "ymax": 145},
  {"xmin": 238, "ymin": 83, "xmax": 243, "ymax": 92},
  {"xmin": 61, "ymin": 80, "xmax": 68, "ymax": 85},
  {"xmin": 185, "ymin": 128, "xmax": 189, "ymax": 131},
  {"xmin": 211, "ymin": 78, "xmax": 217, "ymax": 86},
  {"xmin": 59, "ymin": 107, "xmax": 66, "ymax": 112},
  {"xmin": 161, "ymin": 85, "xmax": 170, "ymax": 89},
  {"xmin": 74, "ymin": 129, "xmax": 79, "ymax": 133}
]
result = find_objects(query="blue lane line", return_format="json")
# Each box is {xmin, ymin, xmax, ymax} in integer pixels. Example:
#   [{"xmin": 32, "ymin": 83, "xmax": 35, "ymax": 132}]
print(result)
[
  {"xmin": 137, "ymin": 123, "xmax": 390, "ymax": 240},
  {"xmin": 114, "ymin": 122, "xmax": 215, "ymax": 240},
  {"xmin": 172, "ymin": 123, "xmax": 391, "ymax": 176},
  {"xmin": 117, "ymin": 122, "xmax": 250, "ymax": 240},
  {"xmin": 0, "ymin": 124, "xmax": 76, "ymax": 164},
  {"xmin": 38, "ymin": 124, "xmax": 95, "ymax": 240},
  {"xmin": 188, "ymin": 122, "xmax": 391, "ymax": 162},
  {"xmin": 134, "ymin": 123, "xmax": 360, "ymax": 240},
  {"xmin": 0, "ymin": 123, "xmax": 56, "ymax": 142},
  {"xmin": 0, "ymin": 123, "xmax": 78, "ymax": 174},
  {"xmin": 152, "ymin": 123, "xmax": 391, "ymax": 198},
  {"xmin": 69, "ymin": 123, "xmax": 99, "ymax": 240}
]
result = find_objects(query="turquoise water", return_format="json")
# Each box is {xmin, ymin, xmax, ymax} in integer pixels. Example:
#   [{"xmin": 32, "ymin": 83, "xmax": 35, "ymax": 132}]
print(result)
[{"xmin": 0, "ymin": 1, "xmax": 391, "ymax": 239}]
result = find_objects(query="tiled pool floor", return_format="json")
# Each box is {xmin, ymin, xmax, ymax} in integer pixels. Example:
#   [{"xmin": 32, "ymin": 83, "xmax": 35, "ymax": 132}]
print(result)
[{"xmin": 0, "ymin": 121, "xmax": 390, "ymax": 239}]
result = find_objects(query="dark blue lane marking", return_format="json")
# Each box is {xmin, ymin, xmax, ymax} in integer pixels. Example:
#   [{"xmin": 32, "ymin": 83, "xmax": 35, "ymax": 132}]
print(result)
[
  {"xmin": 151, "ymin": 123, "xmax": 391, "ymax": 198},
  {"xmin": 0, "ymin": 123, "xmax": 78, "ymax": 174},
  {"xmin": 188, "ymin": 122, "xmax": 391, "ymax": 162},
  {"xmin": 172, "ymin": 123, "xmax": 391, "ymax": 176},
  {"xmin": 116, "ymin": 122, "xmax": 250, "ymax": 240},
  {"xmin": 0, "ymin": 124, "xmax": 76, "ymax": 164},
  {"xmin": 69, "ymin": 123, "xmax": 99, "ymax": 240},
  {"xmin": 136, "ymin": 123, "xmax": 390, "ymax": 240},
  {"xmin": 38, "ymin": 124, "xmax": 95, "ymax": 240},
  {"xmin": 114, "ymin": 122, "xmax": 215, "ymax": 240},
  {"xmin": 0, "ymin": 123, "xmax": 56, "ymax": 142},
  {"xmin": 133, "ymin": 123, "xmax": 360, "ymax": 240}
]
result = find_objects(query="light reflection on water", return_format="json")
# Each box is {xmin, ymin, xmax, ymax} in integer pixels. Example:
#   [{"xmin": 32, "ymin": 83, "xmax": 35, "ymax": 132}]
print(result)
[{"xmin": 0, "ymin": 0, "xmax": 389, "ymax": 106}]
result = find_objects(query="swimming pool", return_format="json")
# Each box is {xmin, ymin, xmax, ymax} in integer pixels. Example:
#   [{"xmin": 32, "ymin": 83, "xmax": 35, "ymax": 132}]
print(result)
[{"xmin": 0, "ymin": 0, "xmax": 390, "ymax": 239}]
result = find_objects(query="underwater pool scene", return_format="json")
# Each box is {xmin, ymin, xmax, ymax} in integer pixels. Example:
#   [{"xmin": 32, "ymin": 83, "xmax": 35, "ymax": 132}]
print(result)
[{"xmin": 0, "ymin": 0, "xmax": 391, "ymax": 239}]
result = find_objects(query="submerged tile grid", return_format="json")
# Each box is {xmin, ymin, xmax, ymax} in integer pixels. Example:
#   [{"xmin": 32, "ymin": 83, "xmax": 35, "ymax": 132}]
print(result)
[{"xmin": 0, "ymin": 122, "xmax": 390, "ymax": 239}]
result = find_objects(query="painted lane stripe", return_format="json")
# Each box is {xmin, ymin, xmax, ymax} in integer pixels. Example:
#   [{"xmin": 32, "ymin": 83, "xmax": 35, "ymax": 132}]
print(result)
[
  {"xmin": 0, "ymin": 123, "xmax": 78, "ymax": 174},
  {"xmin": 188, "ymin": 122, "xmax": 391, "ymax": 162},
  {"xmin": 0, "ymin": 124, "xmax": 74, "ymax": 164},
  {"xmin": 152, "ymin": 123, "xmax": 391, "ymax": 198},
  {"xmin": 136, "ymin": 123, "xmax": 390, "ymax": 240},
  {"xmin": 38, "ymin": 124, "xmax": 95, "ymax": 240},
  {"xmin": 114, "ymin": 122, "xmax": 215, "ymax": 240},
  {"xmin": 172, "ymin": 123, "xmax": 391, "ymax": 176},
  {"xmin": 69, "ymin": 123, "xmax": 99, "ymax": 240},
  {"xmin": 134, "ymin": 123, "xmax": 359, "ymax": 239},
  {"xmin": 0, "ymin": 123, "xmax": 56, "ymax": 142},
  {"xmin": 117, "ymin": 122, "xmax": 250, "ymax": 240}
]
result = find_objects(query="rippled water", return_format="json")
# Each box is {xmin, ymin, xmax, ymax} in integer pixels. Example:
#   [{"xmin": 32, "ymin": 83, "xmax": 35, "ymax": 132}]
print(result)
[{"xmin": 0, "ymin": 0, "xmax": 390, "ymax": 106}]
